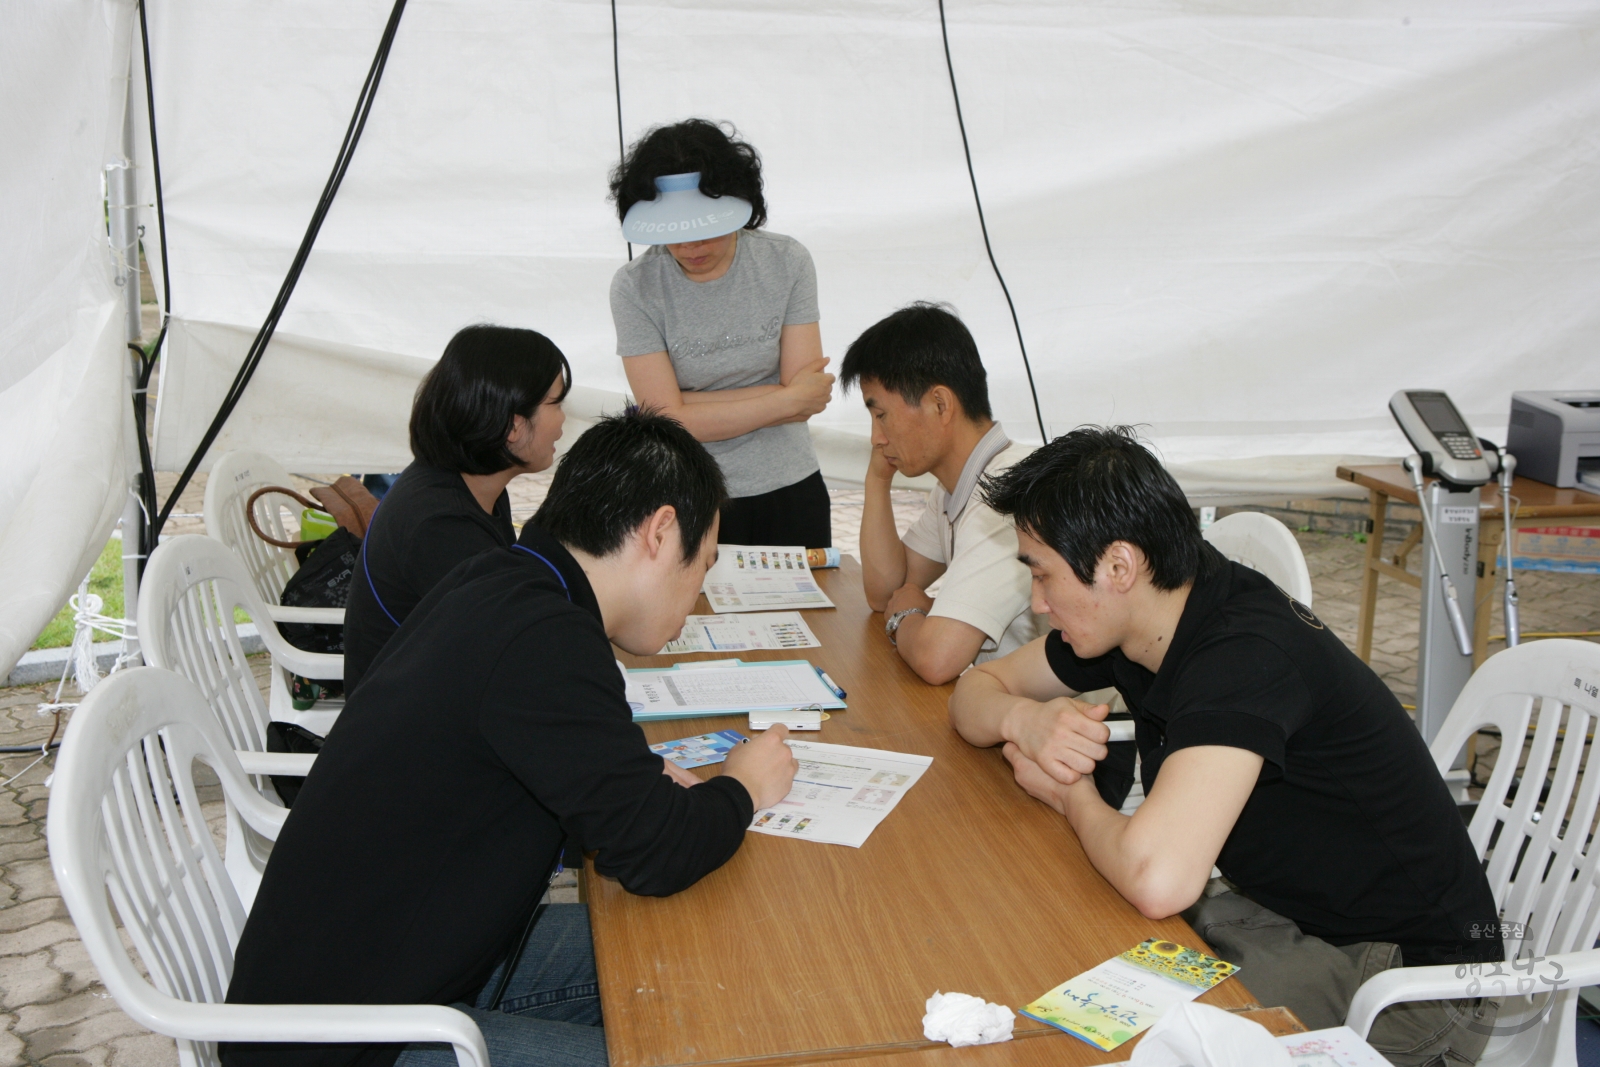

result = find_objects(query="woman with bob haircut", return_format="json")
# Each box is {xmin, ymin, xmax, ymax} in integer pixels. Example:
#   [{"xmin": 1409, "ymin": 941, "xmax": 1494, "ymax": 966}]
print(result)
[
  {"xmin": 342, "ymin": 323, "xmax": 571, "ymax": 692},
  {"xmin": 608, "ymin": 118, "xmax": 835, "ymax": 548}
]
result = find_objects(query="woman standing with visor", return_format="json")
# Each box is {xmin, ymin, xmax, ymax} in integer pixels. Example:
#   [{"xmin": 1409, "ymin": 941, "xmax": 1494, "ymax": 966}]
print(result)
[{"xmin": 608, "ymin": 119, "xmax": 835, "ymax": 548}]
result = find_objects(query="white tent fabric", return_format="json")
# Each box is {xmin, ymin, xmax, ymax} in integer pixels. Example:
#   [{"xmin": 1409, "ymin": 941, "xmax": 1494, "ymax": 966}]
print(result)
[
  {"xmin": 0, "ymin": 1, "xmax": 135, "ymax": 681},
  {"xmin": 7, "ymin": 1, "xmax": 1600, "ymax": 679},
  {"xmin": 140, "ymin": 0, "xmax": 1600, "ymax": 489}
]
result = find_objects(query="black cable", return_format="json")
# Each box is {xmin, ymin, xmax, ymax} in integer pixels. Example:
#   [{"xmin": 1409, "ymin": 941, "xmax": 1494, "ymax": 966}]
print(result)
[
  {"xmin": 1, "ymin": 708, "xmax": 64, "ymax": 755},
  {"xmin": 133, "ymin": 0, "xmax": 170, "ymax": 578},
  {"xmin": 152, "ymin": 0, "xmax": 410, "ymax": 542},
  {"xmin": 610, "ymin": 0, "xmax": 631, "ymax": 261},
  {"xmin": 936, "ymin": 0, "xmax": 1047, "ymax": 444},
  {"xmin": 137, "ymin": 2, "xmax": 171, "ymax": 341}
]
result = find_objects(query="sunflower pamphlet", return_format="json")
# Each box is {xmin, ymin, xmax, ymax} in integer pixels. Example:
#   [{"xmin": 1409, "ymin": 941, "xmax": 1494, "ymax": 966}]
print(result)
[{"xmin": 1019, "ymin": 938, "xmax": 1239, "ymax": 1051}]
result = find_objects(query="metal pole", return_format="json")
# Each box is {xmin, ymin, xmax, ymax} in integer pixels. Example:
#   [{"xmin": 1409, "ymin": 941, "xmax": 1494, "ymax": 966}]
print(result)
[
  {"xmin": 109, "ymin": 64, "xmax": 141, "ymax": 345},
  {"xmin": 110, "ymin": 58, "xmax": 144, "ymax": 663},
  {"xmin": 1414, "ymin": 479, "xmax": 1479, "ymax": 746}
]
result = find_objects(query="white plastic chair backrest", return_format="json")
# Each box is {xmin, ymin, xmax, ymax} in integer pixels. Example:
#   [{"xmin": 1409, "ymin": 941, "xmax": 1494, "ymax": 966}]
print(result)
[
  {"xmin": 202, "ymin": 450, "xmax": 301, "ymax": 605},
  {"xmin": 138, "ymin": 535, "xmax": 275, "ymax": 757},
  {"xmin": 1202, "ymin": 512, "xmax": 1314, "ymax": 608},
  {"xmin": 47, "ymin": 668, "xmax": 281, "ymax": 1067},
  {"xmin": 1431, "ymin": 639, "xmax": 1600, "ymax": 962}
]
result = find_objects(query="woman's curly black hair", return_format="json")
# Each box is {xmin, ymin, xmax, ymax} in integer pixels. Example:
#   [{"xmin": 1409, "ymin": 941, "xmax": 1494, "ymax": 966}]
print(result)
[{"xmin": 609, "ymin": 119, "xmax": 767, "ymax": 231}]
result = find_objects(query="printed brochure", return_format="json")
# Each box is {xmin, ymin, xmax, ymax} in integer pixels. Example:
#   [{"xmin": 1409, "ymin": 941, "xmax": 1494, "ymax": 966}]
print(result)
[
  {"xmin": 650, "ymin": 730, "xmax": 747, "ymax": 769},
  {"xmin": 1021, "ymin": 939, "xmax": 1239, "ymax": 1051}
]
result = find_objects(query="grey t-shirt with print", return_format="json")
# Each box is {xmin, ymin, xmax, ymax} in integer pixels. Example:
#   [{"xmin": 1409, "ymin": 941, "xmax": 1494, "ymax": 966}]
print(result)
[{"xmin": 610, "ymin": 229, "xmax": 821, "ymax": 499}]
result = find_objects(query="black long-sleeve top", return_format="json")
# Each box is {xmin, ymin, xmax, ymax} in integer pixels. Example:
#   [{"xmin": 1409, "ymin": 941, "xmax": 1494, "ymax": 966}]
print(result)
[
  {"xmin": 342, "ymin": 461, "xmax": 514, "ymax": 694},
  {"xmin": 223, "ymin": 525, "xmax": 754, "ymax": 1067}
]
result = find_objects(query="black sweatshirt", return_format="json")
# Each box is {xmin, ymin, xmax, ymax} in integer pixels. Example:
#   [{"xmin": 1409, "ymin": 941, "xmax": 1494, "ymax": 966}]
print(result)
[
  {"xmin": 1049, "ymin": 548, "xmax": 1500, "ymax": 967},
  {"xmin": 223, "ymin": 526, "xmax": 755, "ymax": 1067},
  {"xmin": 342, "ymin": 461, "xmax": 514, "ymax": 693}
]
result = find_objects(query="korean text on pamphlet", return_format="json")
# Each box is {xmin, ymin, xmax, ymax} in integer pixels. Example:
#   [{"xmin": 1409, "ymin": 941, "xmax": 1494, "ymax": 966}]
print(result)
[
  {"xmin": 1020, "ymin": 939, "xmax": 1239, "ymax": 1051},
  {"xmin": 703, "ymin": 545, "xmax": 835, "ymax": 612},
  {"xmin": 749, "ymin": 740, "xmax": 930, "ymax": 848},
  {"xmin": 660, "ymin": 612, "xmax": 820, "ymax": 654}
]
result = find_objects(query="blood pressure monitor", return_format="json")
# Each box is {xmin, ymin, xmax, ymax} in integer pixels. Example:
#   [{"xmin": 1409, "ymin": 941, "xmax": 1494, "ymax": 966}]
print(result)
[
  {"xmin": 1385, "ymin": 388, "xmax": 1521, "ymax": 749},
  {"xmin": 1388, "ymin": 390, "xmax": 1492, "ymax": 489}
]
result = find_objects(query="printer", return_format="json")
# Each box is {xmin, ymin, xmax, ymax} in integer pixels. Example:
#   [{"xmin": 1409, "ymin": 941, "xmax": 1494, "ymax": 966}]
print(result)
[{"xmin": 1507, "ymin": 391, "xmax": 1600, "ymax": 490}]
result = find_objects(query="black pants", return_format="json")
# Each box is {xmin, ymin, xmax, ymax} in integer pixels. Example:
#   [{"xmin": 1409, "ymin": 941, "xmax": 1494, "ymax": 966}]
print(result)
[{"xmin": 719, "ymin": 470, "xmax": 832, "ymax": 549}]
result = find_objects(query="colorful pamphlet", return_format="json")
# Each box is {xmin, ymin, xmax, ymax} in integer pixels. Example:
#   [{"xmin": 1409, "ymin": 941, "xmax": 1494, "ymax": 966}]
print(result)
[
  {"xmin": 703, "ymin": 545, "xmax": 835, "ymax": 612},
  {"xmin": 748, "ymin": 740, "xmax": 931, "ymax": 848},
  {"xmin": 1020, "ymin": 939, "xmax": 1239, "ymax": 1051},
  {"xmin": 660, "ymin": 612, "xmax": 820, "ymax": 654},
  {"xmin": 650, "ymin": 730, "xmax": 747, "ymax": 769}
]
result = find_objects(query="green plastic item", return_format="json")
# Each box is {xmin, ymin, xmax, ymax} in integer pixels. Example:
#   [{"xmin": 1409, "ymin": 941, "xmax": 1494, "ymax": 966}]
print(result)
[{"xmin": 299, "ymin": 507, "xmax": 338, "ymax": 542}]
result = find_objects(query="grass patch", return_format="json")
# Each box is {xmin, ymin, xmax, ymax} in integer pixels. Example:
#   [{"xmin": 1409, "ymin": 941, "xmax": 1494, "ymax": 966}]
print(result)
[
  {"xmin": 32, "ymin": 539, "xmax": 125, "ymax": 649},
  {"xmin": 31, "ymin": 536, "xmax": 253, "ymax": 651}
]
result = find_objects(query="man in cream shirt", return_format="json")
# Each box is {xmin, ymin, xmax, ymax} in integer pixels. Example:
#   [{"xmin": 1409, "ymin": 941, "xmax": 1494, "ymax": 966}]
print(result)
[{"xmin": 841, "ymin": 303, "xmax": 1046, "ymax": 684}]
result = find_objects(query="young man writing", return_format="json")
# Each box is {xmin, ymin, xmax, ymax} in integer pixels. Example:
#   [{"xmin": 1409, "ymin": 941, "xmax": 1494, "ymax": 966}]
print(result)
[
  {"xmin": 841, "ymin": 303, "xmax": 1045, "ymax": 684},
  {"xmin": 224, "ymin": 410, "xmax": 797, "ymax": 1067},
  {"xmin": 949, "ymin": 427, "xmax": 1500, "ymax": 1066}
]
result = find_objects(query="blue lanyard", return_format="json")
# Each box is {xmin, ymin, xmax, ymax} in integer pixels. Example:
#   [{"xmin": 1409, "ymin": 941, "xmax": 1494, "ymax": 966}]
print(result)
[
  {"xmin": 512, "ymin": 544, "xmax": 572, "ymax": 601},
  {"xmin": 361, "ymin": 496, "xmax": 403, "ymax": 627}
]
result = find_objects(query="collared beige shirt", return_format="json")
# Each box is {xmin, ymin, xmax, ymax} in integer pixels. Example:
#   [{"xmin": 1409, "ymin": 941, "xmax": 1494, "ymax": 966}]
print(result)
[{"xmin": 900, "ymin": 424, "xmax": 1048, "ymax": 663}]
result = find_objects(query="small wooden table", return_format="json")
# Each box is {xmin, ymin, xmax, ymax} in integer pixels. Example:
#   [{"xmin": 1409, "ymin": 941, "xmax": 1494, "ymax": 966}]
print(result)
[
  {"xmin": 1337, "ymin": 465, "xmax": 1600, "ymax": 667},
  {"xmin": 588, "ymin": 559, "xmax": 1258, "ymax": 1067}
]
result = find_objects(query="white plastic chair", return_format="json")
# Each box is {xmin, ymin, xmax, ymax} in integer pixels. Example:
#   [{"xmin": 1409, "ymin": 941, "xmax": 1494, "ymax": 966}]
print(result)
[
  {"xmin": 137, "ymin": 534, "xmax": 333, "ymax": 903},
  {"xmin": 202, "ymin": 449, "xmax": 345, "ymax": 628},
  {"xmin": 1346, "ymin": 639, "xmax": 1600, "ymax": 1066},
  {"xmin": 1202, "ymin": 511, "xmax": 1314, "ymax": 608},
  {"xmin": 139, "ymin": 535, "xmax": 342, "ymax": 737},
  {"xmin": 46, "ymin": 667, "xmax": 487, "ymax": 1067}
]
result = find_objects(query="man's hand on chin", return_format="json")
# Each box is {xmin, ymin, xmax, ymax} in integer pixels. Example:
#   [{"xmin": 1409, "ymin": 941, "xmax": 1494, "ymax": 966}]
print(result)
[{"xmin": 1002, "ymin": 741, "xmax": 1080, "ymax": 815}]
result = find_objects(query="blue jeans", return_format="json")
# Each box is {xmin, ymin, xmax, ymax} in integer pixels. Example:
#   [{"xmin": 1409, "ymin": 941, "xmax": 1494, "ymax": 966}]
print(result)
[{"xmin": 394, "ymin": 904, "xmax": 606, "ymax": 1067}]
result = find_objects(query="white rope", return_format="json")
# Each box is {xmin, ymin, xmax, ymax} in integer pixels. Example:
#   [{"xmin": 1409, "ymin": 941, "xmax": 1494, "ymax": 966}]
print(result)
[
  {"xmin": 58, "ymin": 579, "xmax": 140, "ymax": 699},
  {"xmin": 6, "ymin": 572, "xmax": 142, "ymax": 792}
]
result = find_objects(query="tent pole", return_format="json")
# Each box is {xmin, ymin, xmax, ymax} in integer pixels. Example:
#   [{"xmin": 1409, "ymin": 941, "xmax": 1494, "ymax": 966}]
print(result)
[{"xmin": 110, "ymin": 57, "xmax": 144, "ymax": 660}]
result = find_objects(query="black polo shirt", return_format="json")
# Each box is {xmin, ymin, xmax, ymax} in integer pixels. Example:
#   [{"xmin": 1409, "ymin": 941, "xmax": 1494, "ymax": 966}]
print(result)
[
  {"xmin": 343, "ymin": 461, "xmax": 514, "ymax": 693},
  {"xmin": 223, "ymin": 526, "xmax": 754, "ymax": 1067},
  {"xmin": 1046, "ymin": 545, "xmax": 1500, "ymax": 967}
]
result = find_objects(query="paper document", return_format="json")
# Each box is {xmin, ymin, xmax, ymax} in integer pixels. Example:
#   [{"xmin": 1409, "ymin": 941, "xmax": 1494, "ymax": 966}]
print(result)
[
  {"xmin": 749, "ymin": 740, "xmax": 931, "ymax": 847},
  {"xmin": 650, "ymin": 730, "xmax": 747, "ymax": 769},
  {"xmin": 704, "ymin": 545, "xmax": 835, "ymax": 612},
  {"xmin": 660, "ymin": 612, "xmax": 820, "ymax": 654},
  {"xmin": 624, "ymin": 660, "xmax": 845, "ymax": 721},
  {"xmin": 1280, "ymin": 1027, "xmax": 1392, "ymax": 1065},
  {"xmin": 1021, "ymin": 939, "xmax": 1240, "ymax": 1051}
]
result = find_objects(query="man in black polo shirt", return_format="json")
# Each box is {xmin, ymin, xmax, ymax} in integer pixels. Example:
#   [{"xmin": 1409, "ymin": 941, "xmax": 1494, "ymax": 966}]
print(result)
[
  {"xmin": 223, "ymin": 410, "xmax": 797, "ymax": 1067},
  {"xmin": 949, "ymin": 427, "xmax": 1500, "ymax": 1065}
]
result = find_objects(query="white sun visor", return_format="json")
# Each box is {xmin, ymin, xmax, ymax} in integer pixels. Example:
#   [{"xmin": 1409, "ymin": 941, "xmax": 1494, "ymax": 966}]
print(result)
[{"xmin": 621, "ymin": 172, "xmax": 753, "ymax": 245}]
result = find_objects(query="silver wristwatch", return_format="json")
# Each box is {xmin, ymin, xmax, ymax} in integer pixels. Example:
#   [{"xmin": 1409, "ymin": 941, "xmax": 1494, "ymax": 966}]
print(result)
[{"xmin": 884, "ymin": 607, "xmax": 928, "ymax": 647}]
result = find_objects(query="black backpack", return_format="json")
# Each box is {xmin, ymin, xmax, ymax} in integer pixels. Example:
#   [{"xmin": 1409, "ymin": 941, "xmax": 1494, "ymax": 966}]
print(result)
[{"xmin": 278, "ymin": 528, "xmax": 360, "ymax": 655}]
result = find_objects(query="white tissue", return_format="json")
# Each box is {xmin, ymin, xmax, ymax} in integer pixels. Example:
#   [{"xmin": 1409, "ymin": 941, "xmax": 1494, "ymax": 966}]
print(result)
[
  {"xmin": 921, "ymin": 991, "xmax": 1015, "ymax": 1047},
  {"xmin": 1129, "ymin": 1002, "xmax": 1291, "ymax": 1067}
]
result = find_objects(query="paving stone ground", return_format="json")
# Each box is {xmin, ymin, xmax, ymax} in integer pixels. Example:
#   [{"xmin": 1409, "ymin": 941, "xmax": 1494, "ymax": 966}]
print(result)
[{"xmin": 4, "ymin": 497, "xmax": 1596, "ymax": 1065}]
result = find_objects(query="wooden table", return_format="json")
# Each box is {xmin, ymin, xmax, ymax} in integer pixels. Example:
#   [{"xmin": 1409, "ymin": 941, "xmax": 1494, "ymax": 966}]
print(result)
[
  {"xmin": 807, "ymin": 1007, "xmax": 1306, "ymax": 1067},
  {"xmin": 587, "ymin": 558, "xmax": 1259, "ymax": 1067},
  {"xmin": 1338, "ymin": 465, "xmax": 1600, "ymax": 667}
]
